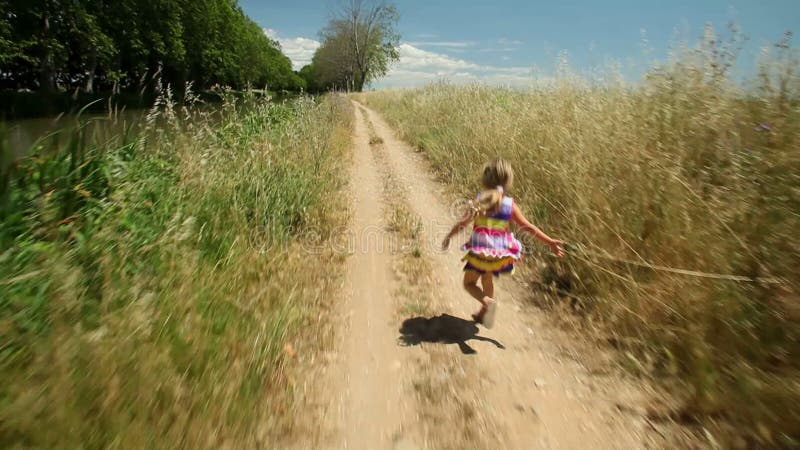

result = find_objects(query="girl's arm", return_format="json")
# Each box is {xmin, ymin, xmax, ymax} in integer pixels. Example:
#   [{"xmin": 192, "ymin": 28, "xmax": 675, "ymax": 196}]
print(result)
[
  {"xmin": 511, "ymin": 203, "xmax": 565, "ymax": 257},
  {"xmin": 441, "ymin": 208, "xmax": 474, "ymax": 250}
]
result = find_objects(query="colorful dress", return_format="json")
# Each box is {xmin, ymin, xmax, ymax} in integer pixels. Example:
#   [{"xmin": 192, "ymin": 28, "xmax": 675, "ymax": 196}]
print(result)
[{"xmin": 461, "ymin": 195, "xmax": 523, "ymax": 276}]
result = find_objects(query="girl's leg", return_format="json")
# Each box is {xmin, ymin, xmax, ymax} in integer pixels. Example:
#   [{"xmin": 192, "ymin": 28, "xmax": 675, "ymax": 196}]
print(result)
[
  {"xmin": 463, "ymin": 270, "xmax": 490, "ymax": 305},
  {"xmin": 480, "ymin": 272, "xmax": 498, "ymax": 327},
  {"xmin": 464, "ymin": 270, "xmax": 492, "ymax": 322},
  {"xmin": 480, "ymin": 272, "xmax": 495, "ymax": 300}
]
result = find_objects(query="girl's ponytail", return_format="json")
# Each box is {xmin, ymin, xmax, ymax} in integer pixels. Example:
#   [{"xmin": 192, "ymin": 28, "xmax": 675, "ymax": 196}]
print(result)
[
  {"xmin": 472, "ymin": 158, "xmax": 513, "ymax": 216},
  {"xmin": 473, "ymin": 186, "xmax": 504, "ymax": 216}
]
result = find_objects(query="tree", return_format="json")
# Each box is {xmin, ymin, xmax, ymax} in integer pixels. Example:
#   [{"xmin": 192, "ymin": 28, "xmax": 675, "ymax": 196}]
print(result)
[
  {"xmin": 4, "ymin": 0, "xmax": 63, "ymax": 92},
  {"xmin": 0, "ymin": 1, "xmax": 21, "ymax": 66},
  {"xmin": 63, "ymin": 0, "xmax": 116, "ymax": 93},
  {"xmin": 298, "ymin": 63, "xmax": 320, "ymax": 92},
  {"xmin": 312, "ymin": 0, "xmax": 399, "ymax": 92},
  {"xmin": 312, "ymin": 24, "xmax": 356, "ymax": 91}
]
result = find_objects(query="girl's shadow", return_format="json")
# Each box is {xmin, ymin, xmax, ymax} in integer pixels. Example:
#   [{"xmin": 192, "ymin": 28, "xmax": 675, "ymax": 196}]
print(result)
[{"xmin": 398, "ymin": 314, "xmax": 505, "ymax": 354}]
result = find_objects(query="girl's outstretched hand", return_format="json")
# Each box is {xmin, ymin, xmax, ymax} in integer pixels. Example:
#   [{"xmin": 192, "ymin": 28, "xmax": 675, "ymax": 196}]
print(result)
[
  {"xmin": 441, "ymin": 236, "xmax": 451, "ymax": 251},
  {"xmin": 550, "ymin": 240, "xmax": 565, "ymax": 257}
]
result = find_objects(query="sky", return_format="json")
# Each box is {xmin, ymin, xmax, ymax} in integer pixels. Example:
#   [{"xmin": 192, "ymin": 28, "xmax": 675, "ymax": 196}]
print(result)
[{"xmin": 241, "ymin": 0, "xmax": 800, "ymax": 88}]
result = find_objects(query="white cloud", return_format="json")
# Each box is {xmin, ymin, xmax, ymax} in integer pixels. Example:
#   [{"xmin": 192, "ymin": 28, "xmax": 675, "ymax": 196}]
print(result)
[
  {"xmin": 261, "ymin": 30, "xmax": 533, "ymax": 88},
  {"xmin": 405, "ymin": 41, "xmax": 476, "ymax": 48},
  {"xmin": 392, "ymin": 44, "xmax": 478, "ymax": 71},
  {"xmin": 264, "ymin": 28, "xmax": 320, "ymax": 70},
  {"xmin": 375, "ymin": 43, "xmax": 533, "ymax": 88},
  {"xmin": 264, "ymin": 28, "xmax": 278, "ymax": 39}
]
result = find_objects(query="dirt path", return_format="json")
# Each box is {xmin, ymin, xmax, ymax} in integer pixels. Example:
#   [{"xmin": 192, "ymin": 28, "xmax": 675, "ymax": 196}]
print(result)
[
  {"xmin": 326, "ymin": 105, "xmax": 412, "ymax": 449},
  {"xmin": 322, "ymin": 102, "xmax": 662, "ymax": 449}
]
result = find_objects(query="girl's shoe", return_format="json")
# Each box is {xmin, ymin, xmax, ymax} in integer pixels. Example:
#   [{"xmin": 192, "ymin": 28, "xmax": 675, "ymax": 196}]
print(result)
[
  {"xmin": 471, "ymin": 311, "xmax": 484, "ymax": 324},
  {"xmin": 471, "ymin": 304, "xmax": 488, "ymax": 324},
  {"xmin": 482, "ymin": 301, "xmax": 497, "ymax": 329}
]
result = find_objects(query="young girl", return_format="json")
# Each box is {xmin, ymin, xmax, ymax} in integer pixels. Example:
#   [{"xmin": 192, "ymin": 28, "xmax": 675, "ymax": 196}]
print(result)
[{"xmin": 441, "ymin": 158, "xmax": 564, "ymax": 328}]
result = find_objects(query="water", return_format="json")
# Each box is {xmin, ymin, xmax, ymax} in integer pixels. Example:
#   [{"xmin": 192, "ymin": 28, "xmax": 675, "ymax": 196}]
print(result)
[
  {"xmin": 3, "ymin": 108, "xmax": 146, "ymax": 158},
  {"xmin": 3, "ymin": 92, "xmax": 300, "ymax": 158}
]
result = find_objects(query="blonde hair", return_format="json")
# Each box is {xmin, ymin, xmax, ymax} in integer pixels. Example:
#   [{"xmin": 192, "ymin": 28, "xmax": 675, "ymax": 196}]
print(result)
[{"xmin": 473, "ymin": 158, "xmax": 514, "ymax": 216}]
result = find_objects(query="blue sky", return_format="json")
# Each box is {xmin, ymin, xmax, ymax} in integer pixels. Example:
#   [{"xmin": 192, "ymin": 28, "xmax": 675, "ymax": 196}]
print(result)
[{"xmin": 241, "ymin": 0, "xmax": 799, "ymax": 88}]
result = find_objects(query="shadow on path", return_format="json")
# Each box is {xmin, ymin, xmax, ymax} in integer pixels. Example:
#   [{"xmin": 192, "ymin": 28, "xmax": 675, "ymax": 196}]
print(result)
[{"xmin": 398, "ymin": 314, "xmax": 506, "ymax": 355}]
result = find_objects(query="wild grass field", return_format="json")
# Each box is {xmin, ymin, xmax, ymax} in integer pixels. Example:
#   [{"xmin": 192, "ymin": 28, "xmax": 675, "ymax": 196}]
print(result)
[
  {"xmin": 0, "ymin": 91, "xmax": 352, "ymax": 448},
  {"xmin": 360, "ymin": 33, "xmax": 799, "ymax": 446}
]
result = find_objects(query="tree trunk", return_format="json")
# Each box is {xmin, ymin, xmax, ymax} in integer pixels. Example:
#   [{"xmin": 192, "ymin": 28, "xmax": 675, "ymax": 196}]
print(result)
[
  {"xmin": 39, "ymin": 8, "xmax": 55, "ymax": 92},
  {"xmin": 84, "ymin": 47, "xmax": 97, "ymax": 93},
  {"xmin": 354, "ymin": 71, "xmax": 365, "ymax": 92}
]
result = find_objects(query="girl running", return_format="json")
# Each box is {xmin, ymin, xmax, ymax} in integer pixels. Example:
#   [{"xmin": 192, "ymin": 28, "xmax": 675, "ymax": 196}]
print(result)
[{"xmin": 441, "ymin": 158, "xmax": 565, "ymax": 328}]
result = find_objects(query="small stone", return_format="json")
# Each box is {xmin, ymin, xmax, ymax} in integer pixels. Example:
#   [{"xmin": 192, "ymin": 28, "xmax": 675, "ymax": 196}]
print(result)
[{"xmin": 534, "ymin": 378, "xmax": 546, "ymax": 388}]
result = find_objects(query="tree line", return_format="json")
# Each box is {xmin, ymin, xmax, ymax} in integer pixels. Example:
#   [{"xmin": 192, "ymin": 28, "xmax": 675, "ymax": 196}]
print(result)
[
  {"xmin": 0, "ymin": 0, "xmax": 401, "ymax": 97},
  {"xmin": 0, "ymin": 0, "xmax": 303, "ymax": 94}
]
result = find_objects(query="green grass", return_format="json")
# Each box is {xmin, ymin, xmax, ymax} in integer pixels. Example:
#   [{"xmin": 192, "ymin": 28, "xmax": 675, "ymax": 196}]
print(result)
[
  {"xmin": 0, "ymin": 91, "xmax": 352, "ymax": 447},
  {"xmin": 361, "ymin": 31, "xmax": 799, "ymax": 447}
]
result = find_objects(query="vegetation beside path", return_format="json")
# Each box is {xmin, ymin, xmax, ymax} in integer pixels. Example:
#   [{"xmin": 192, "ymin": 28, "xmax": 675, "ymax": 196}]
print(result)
[
  {"xmin": 0, "ymin": 92, "xmax": 352, "ymax": 447},
  {"xmin": 359, "ymin": 33, "xmax": 799, "ymax": 447}
]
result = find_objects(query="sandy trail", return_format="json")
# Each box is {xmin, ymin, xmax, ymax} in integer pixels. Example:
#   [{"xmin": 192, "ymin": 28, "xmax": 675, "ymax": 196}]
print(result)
[
  {"xmin": 324, "ymin": 102, "xmax": 659, "ymax": 449},
  {"xmin": 329, "ymin": 105, "xmax": 411, "ymax": 449}
]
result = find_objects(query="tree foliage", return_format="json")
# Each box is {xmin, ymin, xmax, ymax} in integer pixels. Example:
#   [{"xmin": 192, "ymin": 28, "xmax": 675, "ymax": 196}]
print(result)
[
  {"xmin": 304, "ymin": 0, "xmax": 399, "ymax": 92},
  {"xmin": 0, "ymin": 0, "xmax": 303, "ymax": 92}
]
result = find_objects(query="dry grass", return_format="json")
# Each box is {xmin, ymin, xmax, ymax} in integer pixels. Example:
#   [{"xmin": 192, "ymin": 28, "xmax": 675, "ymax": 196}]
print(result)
[{"xmin": 361, "ymin": 31, "xmax": 800, "ymax": 447}]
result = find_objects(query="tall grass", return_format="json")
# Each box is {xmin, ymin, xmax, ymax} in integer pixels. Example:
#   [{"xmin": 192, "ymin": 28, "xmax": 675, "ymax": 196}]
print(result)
[
  {"xmin": 362, "ymin": 31, "xmax": 799, "ymax": 446},
  {"xmin": 0, "ymin": 91, "xmax": 352, "ymax": 447}
]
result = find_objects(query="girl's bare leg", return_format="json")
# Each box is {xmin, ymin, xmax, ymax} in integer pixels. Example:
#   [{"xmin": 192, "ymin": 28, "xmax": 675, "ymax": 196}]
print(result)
[
  {"xmin": 479, "ymin": 272, "xmax": 498, "ymax": 326},
  {"xmin": 464, "ymin": 270, "xmax": 493, "ymax": 321},
  {"xmin": 463, "ymin": 270, "xmax": 490, "ymax": 305},
  {"xmin": 480, "ymin": 272, "xmax": 495, "ymax": 300}
]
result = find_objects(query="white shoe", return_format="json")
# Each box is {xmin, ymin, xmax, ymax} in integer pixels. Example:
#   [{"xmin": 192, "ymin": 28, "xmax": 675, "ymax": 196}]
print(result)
[{"xmin": 483, "ymin": 301, "xmax": 497, "ymax": 329}]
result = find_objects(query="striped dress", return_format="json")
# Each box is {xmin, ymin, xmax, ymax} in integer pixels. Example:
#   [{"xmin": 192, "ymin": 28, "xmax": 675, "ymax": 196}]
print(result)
[{"xmin": 461, "ymin": 195, "xmax": 523, "ymax": 275}]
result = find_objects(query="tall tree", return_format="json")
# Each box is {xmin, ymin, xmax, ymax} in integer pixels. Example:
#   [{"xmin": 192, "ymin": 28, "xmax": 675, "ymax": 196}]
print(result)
[
  {"xmin": 0, "ymin": 0, "xmax": 20, "ymax": 66},
  {"xmin": 313, "ymin": 0, "xmax": 399, "ymax": 92},
  {"xmin": 64, "ymin": 0, "xmax": 116, "ymax": 93},
  {"xmin": 311, "ymin": 24, "xmax": 356, "ymax": 91}
]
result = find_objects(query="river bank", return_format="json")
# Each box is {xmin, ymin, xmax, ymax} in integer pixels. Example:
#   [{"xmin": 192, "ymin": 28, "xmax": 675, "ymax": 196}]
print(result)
[
  {"xmin": 0, "ymin": 93, "xmax": 352, "ymax": 448},
  {"xmin": 2, "ymin": 89, "xmax": 302, "ymax": 158}
]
